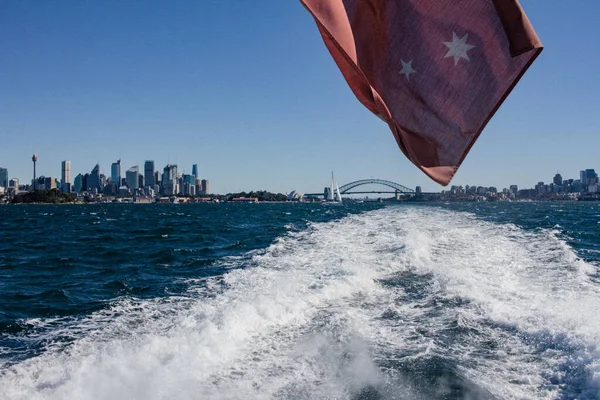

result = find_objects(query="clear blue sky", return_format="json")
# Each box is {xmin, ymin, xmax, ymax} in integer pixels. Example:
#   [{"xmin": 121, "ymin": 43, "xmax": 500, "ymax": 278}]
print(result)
[{"xmin": 1, "ymin": 1, "xmax": 599, "ymax": 194}]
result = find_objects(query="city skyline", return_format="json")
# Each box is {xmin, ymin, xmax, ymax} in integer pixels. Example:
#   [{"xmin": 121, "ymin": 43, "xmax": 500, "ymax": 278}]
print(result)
[
  {"xmin": 1, "ymin": 2, "xmax": 599, "ymax": 193},
  {"xmin": 0, "ymin": 154, "xmax": 597, "ymax": 197}
]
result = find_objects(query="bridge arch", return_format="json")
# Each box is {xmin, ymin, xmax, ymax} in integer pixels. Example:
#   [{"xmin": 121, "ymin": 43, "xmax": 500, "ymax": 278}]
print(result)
[{"xmin": 338, "ymin": 179, "xmax": 415, "ymax": 194}]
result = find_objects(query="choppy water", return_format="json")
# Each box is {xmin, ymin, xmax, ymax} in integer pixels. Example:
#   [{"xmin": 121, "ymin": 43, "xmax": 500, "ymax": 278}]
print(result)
[{"xmin": 1, "ymin": 202, "xmax": 600, "ymax": 399}]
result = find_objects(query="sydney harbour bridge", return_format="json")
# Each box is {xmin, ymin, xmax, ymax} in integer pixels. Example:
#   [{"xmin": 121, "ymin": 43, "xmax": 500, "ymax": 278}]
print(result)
[{"xmin": 301, "ymin": 179, "xmax": 426, "ymax": 200}]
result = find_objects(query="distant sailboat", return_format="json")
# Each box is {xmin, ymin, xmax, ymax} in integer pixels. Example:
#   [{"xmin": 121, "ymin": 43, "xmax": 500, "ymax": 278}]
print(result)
[
  {"xmin": 328, "ymin": 173, "xmax": 335, "ymax": 201},
  {"xmin": 335, "ymin": 182, "xmax": 342, "ymax": 202},
  {"xmin": 324, "ymin": 172, "xmax": 342, "ymax": 203}
]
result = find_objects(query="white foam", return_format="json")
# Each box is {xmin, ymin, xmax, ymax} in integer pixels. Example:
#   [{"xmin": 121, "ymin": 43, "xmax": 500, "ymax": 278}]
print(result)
[{"xmin": 2, "ymin": 206, "xmax": 600, "ymax": 399}]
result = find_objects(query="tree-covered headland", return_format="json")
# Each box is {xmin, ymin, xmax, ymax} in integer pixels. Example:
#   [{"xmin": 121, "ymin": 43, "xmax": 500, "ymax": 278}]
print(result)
[{"xmin": 11, "ymin": 189, "xmax": 78, "ymax": 204}]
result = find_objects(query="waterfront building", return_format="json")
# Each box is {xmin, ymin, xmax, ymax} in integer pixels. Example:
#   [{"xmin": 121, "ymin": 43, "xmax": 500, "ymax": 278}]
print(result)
[
  {"xmin": 144, "ymin": 160, "xmax": 155, "ymax": 187},
  {"xmin": 201, "ymin": 179, "xmax": 209, "ymax": 195},
  {"xmin": 0, "ymin": 167, "xmax": 7, "ymax": 189},
  {"xmin": 111, "ymin": 160, "xmax": 122, "ymax": 187},
  {"xmin": 138, "ymin": 173, "xmax": 144, "ymax": 189},
  {"xmin": 509, "ymin": 185, "xmax": 518, "ymax": 194},
  {"xmin": 88, "ymin": 164, "xmax": 101, "ymax": 191},
  {"xmin": 415, "ymin": 186, "xmax": 422, "ymax": 195},
  {"xmin": 126, "ymin": 166, "xmax": 140, "ymax": 190},
  {"xmin": 192, "ymin": 164, "xmax": 198, "ymax": 179},
  {"xmin": 154, "ymin": 171, "xmax": 161, "ymax": 188},
  {"xmin": 61, "ymin": 161, "xmax": 71, "ymax": 192},
  {"xmin": 9, "ymin": 178, "xmax": 18, "ymax": 189}
]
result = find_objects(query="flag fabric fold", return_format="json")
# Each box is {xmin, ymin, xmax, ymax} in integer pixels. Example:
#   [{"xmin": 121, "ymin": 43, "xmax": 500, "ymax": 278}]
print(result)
[{"xmin": 301, "ymin": 0, "xmax": 542, "ymax": 185}]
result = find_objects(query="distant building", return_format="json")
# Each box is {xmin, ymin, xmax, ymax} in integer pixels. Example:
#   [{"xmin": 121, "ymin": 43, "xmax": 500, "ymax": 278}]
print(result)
[
  {"xmin": 201, "ymin": 179, "xmax": 209, "ymax": 195},
  {"xmin": 126, "ymin": 166, "xmax": 140, "ymax": 190},
  {"xmin": 9, "ymin": 178, "xmax": 19, "ymax": 189},
  {"xmin": 44, "ymin": 176, "xmax": 57, "ymax": 190},
  {"xmin": 111, "ymin": 160, "xmax": 122, "ymax": 187},
  {"xmin": 580, "ymin": 169, "xmax": 598, "ymax": 191},
  {"xmin": 88, "ymin": 164, "xmax": 101, "ymax": 191},
  {"xmin": 144, "ymin": 160, "xmax": 155, "ymax": 187},
  {"xmin": 138, "ymin": 173, "xmax": 144, "ymax": 189},
  {"xmin": 509, "ymin": 185, "xmax": 518, "ymax": 194},
  {"xmin": 288, "ymin": 190, "xmax": 303, "ymax": 201},
  {"xmin": 82, "ymin": 173, "xmax": 89, "ymax": 192},
  {"xmin": 536, "ymin": 181, "xmax": 546, "ymax": 194},
  {"xmin": 192, "ymin": 164, "xmax": 198, "ymax": 179},
  {"xmin": 105, "ymin": 182, "xmax": 118, "ymax": 195},
  {"xmin": 74, "ymin": 174, "xmax": 83, "ymax": 193},
  {"xmin": 181, "ymin": 174, "xmax": 196, "ymax": 196},
  {"xmin": 0, "ymin": 167, "xmax": 7, "ymax": 189},
  {"xmin": 154, "ymin": 171, "xmax": 161, "ymax": 188},
  {"xmin": 162, "ymin": 164, "xmax": 178, "ymax": 195},
  {"xmin": 553, "ymin": 173, "xmax": 563, "ymax": 186},
  {"xmin": 415, "ymin": 186, "xmax": 422, "ymax": 195},
  {"xmin": 61, "ymin": 161, "xmax": 71, "ymax": 192}
]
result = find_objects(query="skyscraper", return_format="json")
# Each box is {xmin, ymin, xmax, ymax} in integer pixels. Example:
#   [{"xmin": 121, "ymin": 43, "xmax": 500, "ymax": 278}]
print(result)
[
  {"xmin": 45, "ymin": 177, "xmax": 57, "ymax": 190},
  {"xmin": 192, "ymin": 164, "xmax": 198, "ymax": 179},
  {"xmin": 0, "ymin": 167, "xmax": 8, "ymax": 188},
  {"xmin": 61, "ymin": 161, "xmax": 71, "ymax": 192},
  {"xmin": 553, "ymin": 173, "xmax": 563, "ymax": 186},
  {"xmin": 182, "ymin": 174, "xmax": 196, "ymax": 196},
  {"xmin": 88, "ymin": 164, "xmax": 101, "ymax": 191},
  {"xmin": 162, "ymin": 164, "xmax": 178, "ymax": 195},
  {"xmin": 111, "ymin": 160, "xmax": 122, "ymax": 187},
  {"xmin": 74, "ymin": 174, "xmax": 83, "ymax": 193},
  {"xmin": 126, "ymin": 166, "xmax": 140, "ymax": 190},
  {"xmin": 201, "ymin": 179, "xmax": 209, "ymax": 195},
  {"xmin": 144, "ymin": 160, "xmax": 155, "ymax": 187}
]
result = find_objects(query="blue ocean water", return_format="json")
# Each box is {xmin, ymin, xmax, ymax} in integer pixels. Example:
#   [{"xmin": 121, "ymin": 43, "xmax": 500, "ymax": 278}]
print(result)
[{"xmin": 1, "ymin": 202, "xmax": 600, "ymax": 399}]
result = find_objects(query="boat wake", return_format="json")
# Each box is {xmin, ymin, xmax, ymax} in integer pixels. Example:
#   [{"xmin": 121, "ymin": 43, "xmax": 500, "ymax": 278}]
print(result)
[{"xmin": 2, "ymin": 206, "xmax": 600, "ymax": 399}]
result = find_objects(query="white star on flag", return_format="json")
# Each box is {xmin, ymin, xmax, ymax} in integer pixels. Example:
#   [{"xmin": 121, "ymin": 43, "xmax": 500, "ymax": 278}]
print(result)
[
  {"xmin": 399, "ymin": 59, "xmax": 416, "ymax": 81},
  {"xmin": 443, "ymin": 32, "xmax": 475, "ymax": 66}
]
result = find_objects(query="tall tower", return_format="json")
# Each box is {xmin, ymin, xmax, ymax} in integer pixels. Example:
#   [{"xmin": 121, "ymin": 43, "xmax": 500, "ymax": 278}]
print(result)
[
  {"xmin": 88, "ymin": 164, "xmax": 101, "ymax": 191},
  {"xmin": 32, "ymin": 154, "xmax": 38, "ymax": 190},
  {"xmin": 0, "ymin": 167, "xmax": 8, "ymax": 189},
  {"xmin": 126, "ymin": 166, "xmax": 140, "ymax": 190},
  {"xmin": 111, "ymin": 160, "xmax": 122, "ymax": 187},
  {"xmin": 61, "ymin": 160, "xmax": 71, "ymax": 192},
  {"xmin": 144, "ymin": 160, "xmax": 155, "ymax": 187},
  {"xmin": 192, "ymin": 164, "xmax": 198, "ymax": 179}
]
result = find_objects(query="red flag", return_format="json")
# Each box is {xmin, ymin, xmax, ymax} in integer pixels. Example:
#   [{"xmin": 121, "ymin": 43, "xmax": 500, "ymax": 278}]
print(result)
[{"xmin": 301, "ymin": 0, "xmax": 542, "ymax": 185}]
